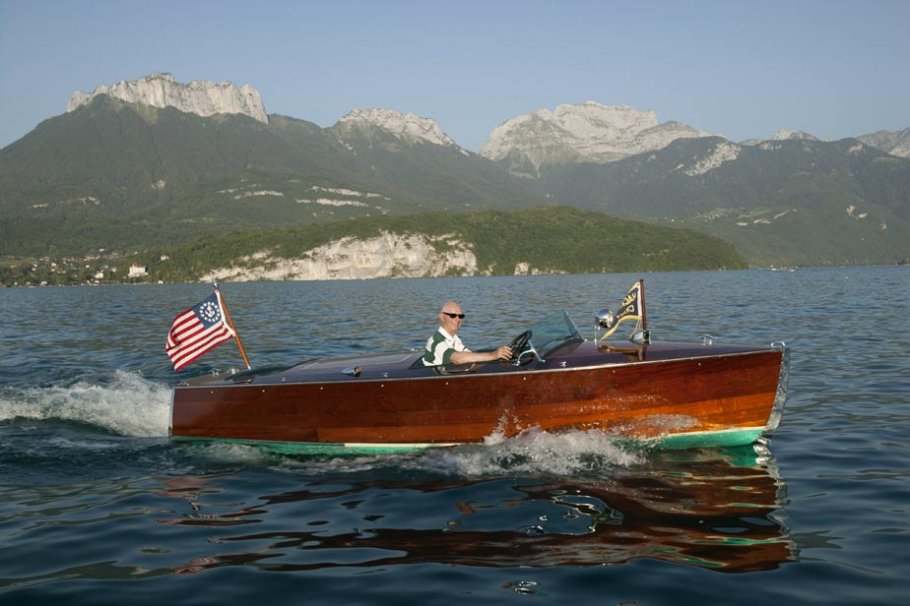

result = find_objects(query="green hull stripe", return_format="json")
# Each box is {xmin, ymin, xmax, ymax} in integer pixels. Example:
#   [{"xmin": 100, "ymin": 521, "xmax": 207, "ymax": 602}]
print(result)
[
  {"xmin": 171, "ymin": 427, "xmax": 766, "ymax": 456},
  {"xmin": 647, "ymin": 428, "xmax": 765, "ymax": 450}
]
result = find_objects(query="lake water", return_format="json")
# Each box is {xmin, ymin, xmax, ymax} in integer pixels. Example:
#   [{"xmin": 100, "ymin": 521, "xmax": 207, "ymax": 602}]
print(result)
[{"xmin": 1, "ymin": 267, "xmax": 908, "ymax": 604}]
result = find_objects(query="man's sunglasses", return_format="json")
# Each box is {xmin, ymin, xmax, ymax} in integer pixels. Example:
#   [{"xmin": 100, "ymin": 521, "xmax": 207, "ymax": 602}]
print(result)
[{"xmin": 441, "ymin": 312, "xmax": 466, "ymax": 319}]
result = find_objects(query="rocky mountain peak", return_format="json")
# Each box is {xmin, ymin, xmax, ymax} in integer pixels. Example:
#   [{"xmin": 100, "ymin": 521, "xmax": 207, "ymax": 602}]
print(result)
[
  {"xmin": 857, "ymin": 127, "xmax": 910, "ymax": 158},
  {"xmin": 336, "ymin": 108, "xmax": 456, "ymax": 147},
  {"xmin": 66, "ymin": 72, "xmax": 268, "ymax": 123},
  {"xmin": 771, "ymin": 128, "xmax": 818, "ymax": 141},
  {"xmin": 479, "ymin": 101, "xmax": 711, "ymax": 175}
]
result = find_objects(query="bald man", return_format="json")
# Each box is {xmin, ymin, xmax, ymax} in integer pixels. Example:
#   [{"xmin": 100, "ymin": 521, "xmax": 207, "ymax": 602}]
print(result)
[{"xmin": 422, "ymin": 300, "xmax": 512, "ymax": 367}]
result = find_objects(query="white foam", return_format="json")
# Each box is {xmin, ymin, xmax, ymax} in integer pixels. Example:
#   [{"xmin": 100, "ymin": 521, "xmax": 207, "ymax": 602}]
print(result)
[
  {"xmin": 268, "ymin": 428, "xmax": 641, "ymax": 477},
  {"xmin": 189, "ymin": 442, "xmax": 276, "ymax": 465},
  {"xmin": 0, "ymin": 370, "xmax": 171, "ymax": 437},
  {"xmin": 408, "ymin": 428, "xmax": 642, "ymax": 477}
]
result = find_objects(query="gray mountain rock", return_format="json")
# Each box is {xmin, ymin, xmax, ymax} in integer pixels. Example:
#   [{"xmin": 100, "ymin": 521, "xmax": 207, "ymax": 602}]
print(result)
[
  {"xmin": 67, "ymin": 72, "xmax": 268, "ymax": 123},
  {"xmin": 857, "ymin": 128, "xmax": 910, "ymax": 158},
  {"xmin": 479, "ymin": 101, "xmax": 711, "ymax": 176},
  {"xmin": 334, "ymin": 108, "xmax": 458, "ymax": 147}
]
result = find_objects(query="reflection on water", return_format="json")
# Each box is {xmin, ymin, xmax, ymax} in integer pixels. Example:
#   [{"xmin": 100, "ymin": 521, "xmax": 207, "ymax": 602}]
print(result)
[{"xmin": 157, "ymin": 444, "xmax": 794, "ymax": 575}]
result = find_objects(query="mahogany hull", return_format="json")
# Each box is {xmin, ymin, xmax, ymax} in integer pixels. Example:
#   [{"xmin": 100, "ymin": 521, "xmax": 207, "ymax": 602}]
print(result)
[{"xmin": 170, "ymin": 341, "xmax": 789, "ymax": 449}]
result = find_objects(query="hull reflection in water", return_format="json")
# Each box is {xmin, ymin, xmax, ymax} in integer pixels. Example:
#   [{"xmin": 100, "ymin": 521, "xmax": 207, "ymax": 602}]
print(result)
[{"xmin": 159, "ymin": 444, "xmax": 794, "ymax": 574}]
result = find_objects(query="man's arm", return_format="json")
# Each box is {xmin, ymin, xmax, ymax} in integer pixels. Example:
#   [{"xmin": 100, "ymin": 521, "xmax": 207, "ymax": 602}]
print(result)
[{"xmin": 450, "ymin": 346, "xmax": 512, "ymax": 365}]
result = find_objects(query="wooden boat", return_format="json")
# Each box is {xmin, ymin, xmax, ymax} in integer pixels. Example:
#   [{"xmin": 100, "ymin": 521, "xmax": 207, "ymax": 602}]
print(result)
[{"xmin": 170, "ymin": 285, "xmax": 790, "ymax": 452}]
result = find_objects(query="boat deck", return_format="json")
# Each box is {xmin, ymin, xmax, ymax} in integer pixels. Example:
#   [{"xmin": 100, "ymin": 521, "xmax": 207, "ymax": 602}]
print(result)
[{"xmin": 178, "ymin": 340, "xmax": 777, "ymax": 388}]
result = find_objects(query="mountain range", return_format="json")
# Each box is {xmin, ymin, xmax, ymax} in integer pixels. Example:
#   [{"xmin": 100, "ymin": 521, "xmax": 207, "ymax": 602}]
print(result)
[{"xmin": 1, "ymin": 72, "xmax": 908, "ymax": 272}]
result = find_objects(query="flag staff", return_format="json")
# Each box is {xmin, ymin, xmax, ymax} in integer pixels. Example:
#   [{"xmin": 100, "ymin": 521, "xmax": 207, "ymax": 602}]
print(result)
[
  {"xmin": 639, "ymin": 278, "xmax": 648, "ymax": 330},
  {"xmin": 214, "ymin": 281, "xmax": 251, "ymax": 370}
]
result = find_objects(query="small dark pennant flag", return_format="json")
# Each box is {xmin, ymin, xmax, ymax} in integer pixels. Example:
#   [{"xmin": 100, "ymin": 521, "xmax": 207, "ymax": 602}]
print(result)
[
  {"xmin": 166, "ymin": 291, "xmax": 235, "ymax": 371},
  {"xmin": 600, "ymin": 280, "xmax": 643, "ymax": 338}
]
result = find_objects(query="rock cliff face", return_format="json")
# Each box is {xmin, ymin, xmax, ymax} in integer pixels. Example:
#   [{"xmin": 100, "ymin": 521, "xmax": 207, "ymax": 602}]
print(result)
[
  {"xmin": 480, "ymin": 101, "xmax": 711, "ymax": 175},
  {"xmin": 199, "ymin": 232, "xmax": 477, "ymax": 282},
  {"xmin": 677, "ymin": 140, "xmax": 742, "ymax": 176},
  {"xmin": 67, "ymin": 72, "xmax": 268, "ymax": 123},
  {"xmin": 857, "ymin": 127, "xmax": 910, "ymax": 159},
  {"xmin": 334, "ymin": 108, "xmax": 456, "ymax": 147}
]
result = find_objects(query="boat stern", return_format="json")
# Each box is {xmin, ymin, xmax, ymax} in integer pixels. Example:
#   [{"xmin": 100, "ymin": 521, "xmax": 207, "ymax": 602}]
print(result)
[{"xmin": 763, "ymin": 344, "xmax": 791, "ymax": 435}]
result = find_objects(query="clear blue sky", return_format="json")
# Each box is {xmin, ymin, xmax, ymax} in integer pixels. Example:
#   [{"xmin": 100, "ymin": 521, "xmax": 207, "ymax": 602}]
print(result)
[{"xmin": 1, "ymin": 0, "xmax": 908, "ymax": 152}]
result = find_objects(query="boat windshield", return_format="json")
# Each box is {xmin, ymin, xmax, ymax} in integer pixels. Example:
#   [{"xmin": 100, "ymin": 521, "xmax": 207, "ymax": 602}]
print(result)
[{"xmin": 523, "ymin": 310, "xmax": 584, "ymax": 358}]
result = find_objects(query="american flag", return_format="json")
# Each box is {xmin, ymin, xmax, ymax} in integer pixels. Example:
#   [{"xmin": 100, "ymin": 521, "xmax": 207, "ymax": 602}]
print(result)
[{"xmin": 166, "ymin": 291, "xmax": 235, "ymax": 371}]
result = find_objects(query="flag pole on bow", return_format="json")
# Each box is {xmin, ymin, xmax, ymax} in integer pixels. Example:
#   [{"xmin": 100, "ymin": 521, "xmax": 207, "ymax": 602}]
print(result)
[{"xmin": 214, "ymin": 281, "xmax": 251, "ymax": 370}]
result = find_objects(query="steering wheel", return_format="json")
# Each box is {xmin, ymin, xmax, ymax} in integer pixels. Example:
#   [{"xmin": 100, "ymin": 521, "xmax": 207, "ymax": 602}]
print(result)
[{"xmin": 507, "ymin": 330, "xmax": 532, "ymax": 361}]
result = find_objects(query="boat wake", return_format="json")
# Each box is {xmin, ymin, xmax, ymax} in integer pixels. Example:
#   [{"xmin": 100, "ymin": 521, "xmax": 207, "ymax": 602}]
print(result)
[
  {"xmin": 266, "ymin": 427, "xmax": 645, "ymax": 478},
  {"xmin": 0, "ymin": 370, "xmax": 171, "ymax": 437},
  {"xmin": 412, "ymin": 427, "xmax": 644, "ymax": 476}
]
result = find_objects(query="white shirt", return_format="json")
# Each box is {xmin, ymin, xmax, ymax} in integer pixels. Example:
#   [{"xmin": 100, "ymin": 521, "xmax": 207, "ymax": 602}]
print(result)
[{"xmin": 422, "ymin": 326, "xmax": 468, "ymax": 366}]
